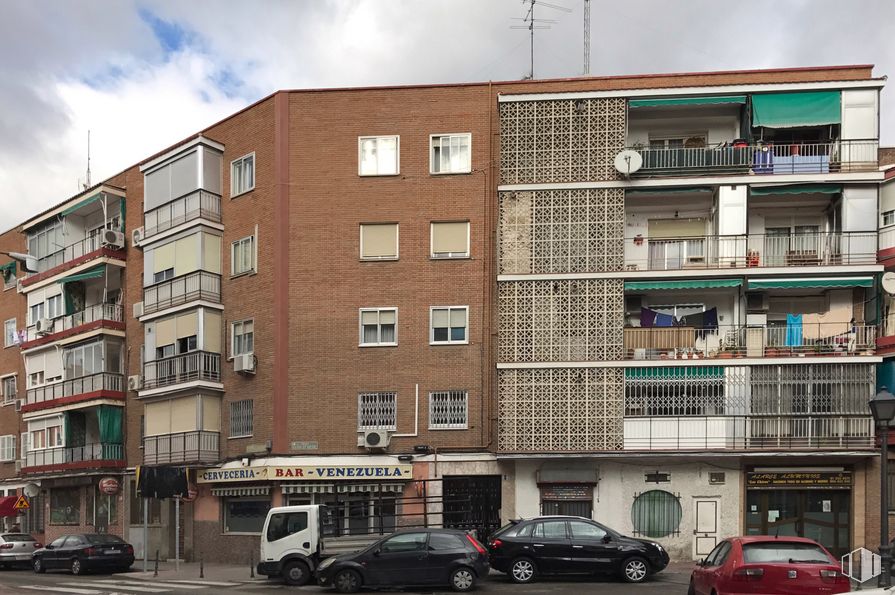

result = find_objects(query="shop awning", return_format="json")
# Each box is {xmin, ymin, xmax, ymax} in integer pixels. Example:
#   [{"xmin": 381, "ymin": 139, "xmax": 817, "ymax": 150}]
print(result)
[
  {"xmin": 60, "ymin": 264, "xmax": 105, "ymax": 284},
  {"xmin": 625, "ymin": 366, "xmax": 724, "ymax": 380},
  {"xmin": 0, "ymin": 496, "xmax": 18, "ymax": 517},
  {"xmin": 751, "ymin": 91, "xmax": 841, "ymax": 128},
  {"xmin": 211, "ymin": 486, "xmax": 271, "ymax": 497},
  {"xmin": 748, "ymin": 277, "xmax": 873, "ymax": 290},
  {"xmin": 750, "ymin": 184, "xmax": 842, "ymax": 196},
  {"xmin": 625, "ymin": 279, "xmax": 742, "ymax": 291},
  {"xmin": 626, "ymin": 186, "xmax": 714, "ymax": 195},
  {"xmin": 629, "ymin": 95, "xmax": 746, "ymax": 108},
  {"xmin": 282, "ymin": 483, "xmax": 334, "ymax": 495},
  {"xmin": 336, "ymin": 483, "xmax": 404, "ymax": 494}
]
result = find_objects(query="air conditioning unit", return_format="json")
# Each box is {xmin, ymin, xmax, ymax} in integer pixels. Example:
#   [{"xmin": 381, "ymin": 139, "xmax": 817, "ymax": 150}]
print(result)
[
  {"xmin": 103, "ymin": 229, "xmax": 126, "ymax": 249},
  {"xmin": 133, "ymin": 301, "xmax": 144, "ymax": 319},
  {"xmin": 362, "ymin": 430, "xmax": 391, "ymax": 450},
  {"xmin": 746, "ymin": 292, "xmax": 769, "ymax": 313},
  {"xmin": 234, "ymin": 354, "xmax": 256, "ymax": 374},
  {"xmin": 131, "ymin": 227, "xmax": 145, "ymax": 248},
  {"xmin": 14, "ymin": 399, "xmax": 22, "ymax": 412},
  {"xmin": 14, "ymin": 461, "xmax": 21, "ymax": 474},
  {"xmin": 35, "ymin": 318, "xmax": 52, "ymax": 335},
  {"xmin": 127, "ymin": 375, "xmax": 143, "ymax": 391}
]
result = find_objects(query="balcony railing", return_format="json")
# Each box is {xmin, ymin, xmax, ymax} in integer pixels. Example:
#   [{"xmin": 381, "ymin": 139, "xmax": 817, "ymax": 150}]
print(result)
[
  {"xmin": 142, "ymin": 351, "xmax": 221, "ymax": 390},
  {"xmin": 143, "ymin": 271, "xmax": 221, "ymax": 315},
  {"xmin": 25, "ymin": 303, "xmax": 123, "ymax": 342},
  {"xmin": 32, "ymin": 233, "xmax": 121, "ymax": 274},
  {"xmin": 24, "ymin": 442, "xmax": 124, "ymax": 468},
  {"xmin": 143, "ymin": 190, "xmax": 222, "ymax": 239},
  {"xmin": 26, "ymin": 372, "xmax": 125, "ymax": 406},
  {"xmin": 623, "ymin": 415, "xmax": 875, "ymax": 450},
  {"xmin": 143, "ymin": 431, "xmax": 220, "ymax": 465},
  {"xmin": 630, "ymin": 140, "xmax": 879, "ymax": 176},
  {"xmin": 623, "ymin": 323, "xmax": 876, "ymax": 360}
]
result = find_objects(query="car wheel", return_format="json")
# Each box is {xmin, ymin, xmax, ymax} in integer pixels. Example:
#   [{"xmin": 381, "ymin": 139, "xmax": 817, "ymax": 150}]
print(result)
[
  {"xmin": 621, "ymin": 556, "xmax": 649, "ymax": 583},
  {"xmin": 71, "ymin": 557, "xmax": 84, "ymax": 576},
  {"xmin": 334, "ymin": 568, "xmax": 362, "ymax": 594},
  {"xmin": 281, "ymin": 560, "xmax": 310, "ymax": 586},
  {"xmin": 687, "ymin": 580, "xmax": 696, "ymax": 595},
  {"xmin": 33, "ymin": 557, "xmax": 45, "ymax": 574},
  {"xmin": 450, "ymin": 566, "xmax": 476, "ymax": 592},
  {"xmin": 509, "ymin": 557, "xmax": 537, "ymax": 583}
]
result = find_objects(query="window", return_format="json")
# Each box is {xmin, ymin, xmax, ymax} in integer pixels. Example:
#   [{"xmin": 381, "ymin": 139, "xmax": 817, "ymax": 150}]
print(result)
[
  {"xmin": 232, "ymin": 319, "xmax": 254, "ymax": 356},
  {"xmin": 50, "ymin": 487, "xmax": 80, "ymax": 525},
  {"xmin": 86, "ymin": 484, "xmax": 117, "ymax": 529},
  {"xmin": 153, "ymin": 268, "xmax": 174, "ymax": 284},
  {"xmin": 224, "ymin": 498, "xmax": 270, "ymax": 534},
  {"xmin": 359, "ymin": 309, "xmax": 397, "ymax": 346},
  {"xmin": 266, "ymin": 511, "xmax": 308, "ymax": 542},
  {"xmin": 231, "ymin": 153, "xmax": 255, "ymax": 196},
  {"xmin": 702, "ymin": 541, "xmax": 731, "ymax": 566},
  {"xmin": 649, "ymin": 135, "xmax": 706, "ymax": 149},
  {"xmin": 360, "ymin": 223, "xmax": 399, "ymax": 260},
  {"xmin": 430, "ymin": 222, "xmax": 470, "ymax": 259},
  {"xmin": 29, "ymin": 303, "xmax": 44, "ymax": 326},
  {"xmin": 27, "ymin": 221, "xmax": 63, "ymax": 261},
  {"xmin": 2, "ymin": 376, "xmax": 16, "ymax": 404},
  {"xmin": 742, "ymin": 542, "xmax": 830, "ymax": 564},
  {"xmin": 358, "ymin": 392, "xmax": 397, "ymax": 430},
  {"xmin": 28, "ymin": 371, "xmax": 44, "ymax": 387},
  {"xmin": 0, "ymin": 435, "xmax": 15, "ymax": 461},
  {"xmin": 533, "ymin": 520, "xmax": 568, "ymax": 539},
  {"xmin": 63, "ymin": 341, "xmax": 104, "ymax": 379},
  {"xmin": 430, "ymin": 134, "xmax": 471, "ymax": 174},
  {"xmin": 380, "ymin": 532, "xmax": 427, "ymax": 553},
  {"xmin": 428, "ymin": 533, "xmax": 466, "ymax": 551},
  {"xmin": 230, "ymin": 399, "xmax": 254, "ymax": 438},
  {"xmin": 631, "ymin": 490, "xmax": 682, "ymax": 538},
  {"xmin": 2, "ymin": 265, "xmax": 15, "ymax": 290},
  {"xmin": 884, "ymin": 210, "xmax": 895, "ymax": 227},
  {"xmin": 129, "ymin": 479, "xmax": 162, "ymax": 524},
  {"xmin": 46, "ymin": 295, "xmax": 62, "ymax": 319},
  {"xmin": 429, "ymin": 390, "xmax": 468, "ymax": 429},
  {"xmin": 430, "ymin": 306, "xmax": 468, "ymax": 345},
  {"xmin": 358, "ymin": 136, "xmax": 399, "ymax": 176},
  {"xmin": 569, "ymin": 520, "xmax": 607, "ymax": 540},
  {"xmin": 232, "ymin": 235, "xmax": 256, "ymax": 276},
  {"xmin": 4, "ymin": 319, "xmax": 16, "ymax": 347}
]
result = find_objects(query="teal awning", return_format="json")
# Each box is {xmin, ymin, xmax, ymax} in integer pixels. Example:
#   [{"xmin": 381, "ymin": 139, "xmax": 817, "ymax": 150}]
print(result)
[
  {"xmin": 625, "ymin": 279, "xmax": 742, "ymax": 291},
  {"xmin": 629, "ymin": 95, "xmax": 746, "ymax": 108},
  {"xmin": 750, "ymin": 184, "xmax": 842, "ymax": 196},
  {"xmin": 751, "ymin": 91, "xmax": 841, "ymax": 128},
  {"xmin": 748, "ymin": 277, "xmax": 873, "ymax": 290},
  {"xmin": 626, "ymin": 366, "xmax": 724, "ymax": 380},
  {"xmin": 627, "ymin": 186, "xmax": 714, "ymax": 195},
  {"xmin": 60, "ymin": 264, "xmax": 105, "ymax": 284},
  {"xmin": 60, "ymin": 192, "xmax": 103, "ymax": 217}
]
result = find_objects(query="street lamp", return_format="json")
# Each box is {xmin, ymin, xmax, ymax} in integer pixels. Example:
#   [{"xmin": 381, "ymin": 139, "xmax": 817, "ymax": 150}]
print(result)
[{"xmin": 870, "ymin": 386, "xmax": 895, "ymax": 588}]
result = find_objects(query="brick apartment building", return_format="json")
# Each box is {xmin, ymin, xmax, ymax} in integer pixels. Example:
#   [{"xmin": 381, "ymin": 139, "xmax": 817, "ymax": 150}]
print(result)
[{"xmin": 0, "ymin": 64, "xmax": 890, "ymax": 565}]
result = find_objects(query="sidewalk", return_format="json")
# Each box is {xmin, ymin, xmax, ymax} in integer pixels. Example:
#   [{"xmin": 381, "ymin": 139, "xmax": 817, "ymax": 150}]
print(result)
[{"xmin": 119, "ymin": 560, "xmax": 277, "ymax": 585}]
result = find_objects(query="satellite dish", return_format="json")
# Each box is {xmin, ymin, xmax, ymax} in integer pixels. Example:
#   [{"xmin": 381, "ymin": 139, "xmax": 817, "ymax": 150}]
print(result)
[
  {"xmin": 614, "ymin": 149, "xmax": 643, "ymax": 176},
  {"xmin": 883, "ymin": 272, "xmax": 895, "ymax": 295},
  {"xmin": 23, "ymin": 483, "xmax": 39, "ymax": 498}
]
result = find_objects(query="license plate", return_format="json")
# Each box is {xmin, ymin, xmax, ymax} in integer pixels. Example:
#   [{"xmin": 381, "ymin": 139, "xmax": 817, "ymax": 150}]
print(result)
[
  {"xmin": 104, "ymin": 549, "xmax": 118, "ymax": 554},
  {"xmin": 16, "ymin": 554, "xmax": 30, "ymax": 560}
]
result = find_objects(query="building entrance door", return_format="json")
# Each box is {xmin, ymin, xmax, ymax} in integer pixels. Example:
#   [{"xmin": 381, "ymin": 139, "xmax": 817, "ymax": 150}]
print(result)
[
  {"xmin": 693, "ymin": 498, "xmax": 719, "ymax": 559},
  {"xmin": 745, "ymin": 489, "xmax": 850, "ymax": 559}
]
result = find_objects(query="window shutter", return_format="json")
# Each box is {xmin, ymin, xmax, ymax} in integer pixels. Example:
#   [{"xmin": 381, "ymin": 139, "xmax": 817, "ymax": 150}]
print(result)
[
  {"xmin": 449, "ymin": 308, "xmax": 467, "ymax": 327},
  {"xmin": 432, "ymin": 309, "xmax": 449, "ymax": 327},
  {"xmin": 361, "ymin": 224, "xmax": 398, "ymax": 258},
  {"xmin": 432, "ymin": 222, "xmax": 469, "ymax": 255},
  {"xmin": 153, "ymin": 242, "xmax": 176, "ymax": 274},
  {"xmin": 647, "ymin": 218, "xmax": 706, "ymax": 239},
  {"xmin": 379, "ymin": 310, "xmax": 396, "ymax": 325}
]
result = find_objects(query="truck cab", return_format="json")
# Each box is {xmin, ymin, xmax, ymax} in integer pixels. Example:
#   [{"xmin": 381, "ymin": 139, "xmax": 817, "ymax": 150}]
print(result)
[{"xmin": 257, "ymin": 505, "xmax": 327, "ymax": 586}]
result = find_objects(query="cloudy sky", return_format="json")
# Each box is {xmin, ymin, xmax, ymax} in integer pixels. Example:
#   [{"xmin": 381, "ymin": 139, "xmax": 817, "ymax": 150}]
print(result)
[{"xmin": 1, "ymin": 0, "xmax": 893, "ymax": 231}]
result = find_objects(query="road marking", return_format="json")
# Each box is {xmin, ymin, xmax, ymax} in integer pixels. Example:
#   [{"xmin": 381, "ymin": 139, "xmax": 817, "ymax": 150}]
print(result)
[
  {"xmin": 19, "ymin": 587, "xmax": 103, "ymax": 595},
  {"xmin": 99, "ymin": 579, "xmax": 208, "ymax": 590},
  {"xmin": 62, "ymin": 582, "xmax": 170, "ymax": 593},
  {"xmin": 167, "ymin": 580, "xmax": 242, "ymax": 586}
]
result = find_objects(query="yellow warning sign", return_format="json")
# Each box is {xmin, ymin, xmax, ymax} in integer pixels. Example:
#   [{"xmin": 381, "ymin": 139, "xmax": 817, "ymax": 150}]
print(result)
[{"xmin": 13, "ymin": 496, "xmax": 29, "ymax": 510}]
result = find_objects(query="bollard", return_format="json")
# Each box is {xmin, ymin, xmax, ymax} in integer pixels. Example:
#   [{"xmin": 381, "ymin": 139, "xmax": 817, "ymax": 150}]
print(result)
[
  {"xmin": 199, "ymin": 554, "xmax": 204, "ymax": 579},
  {"xmin": 250, "ymin": 551, "xmax": 255, "ymax": 579},
  {"xmin": 153, "ymin": 549, "xmax": 159, "ymax": 578}
]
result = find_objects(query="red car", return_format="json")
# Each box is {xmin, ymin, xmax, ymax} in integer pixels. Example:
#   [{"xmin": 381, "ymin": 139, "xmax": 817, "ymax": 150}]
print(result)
[{"xmin": 688, "ymin": 536, "xmax": 849, "ymax": 595}]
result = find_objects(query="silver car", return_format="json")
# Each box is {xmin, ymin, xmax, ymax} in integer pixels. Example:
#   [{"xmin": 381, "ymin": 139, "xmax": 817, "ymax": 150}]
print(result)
[{"xmin": 0, "ymin": 533, "xmax": 41, "ymax": 568}]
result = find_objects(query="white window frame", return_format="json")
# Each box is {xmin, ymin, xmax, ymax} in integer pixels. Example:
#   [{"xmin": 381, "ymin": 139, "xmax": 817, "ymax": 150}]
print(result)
[
  {"xmin": 359, "ymin": 223, "xmax": 399, "ymax": 261},
  {"xmin": 46, "ymin": 294, "xmax": 63, "ymax": 319},
  {"xmin": 429, "ymin": 133, "xmax": 472, "ymax": 175},
  {"xmin": 0, "ymin": 435, "xmax": 15, "ymax": 462},
  {"xmin": 428, "ymin": 390, "xmax": 469, "ymax": 430},
  {"xmin": 429, "ymin": 306, "xmax": 469, "ymax": 345},
  {"xmin": 231, "ymin": 235, "xmax": 256, "ymax": 277},
  {"xmin": 883, "ymin": 210, "xmax": 895, "ymax": 227},
  {"xmin": 1, "ymin": 375, "xmax": 16, "ymax": 405},
  {"xmin": 357, "ymin": 135, "xmax": 400, "ymax": 176},
  {"xmin": 430, "ymin": 221, "xmax": 471, "ymax": 259},
  {"xmin": 4, "ymin": 319, "xmax": 15, "ymax": 348},
  {"xmin": 231, "ymin": 152, "xmax": 256, "ymax": 198},
  {"xmin": 229, "ymin": 399, "xmax": 254, "ymax": 439},
  {"xmin": 231, "ymin": 319, "xmax": 255, "ymax": 357},
  {"xmin": 359, "ymin": 308, "xmax": 398, "ymax": 347},
  {"xmin": 357, "ymin": 392, "xmax": 397, "ymax": 431}
]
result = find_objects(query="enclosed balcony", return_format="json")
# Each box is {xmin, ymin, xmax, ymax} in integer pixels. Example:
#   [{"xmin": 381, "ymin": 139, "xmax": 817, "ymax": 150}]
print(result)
[
  {"xmin": 22, "ymin": 405, "xmax": 124, "ymax": 472},
  {"xmin": 142, "ymin": 351, "xmax": 221, "ymax": 390},
  {"xmin": 143, "ymin": 271, "xmax": 221, "ymax": 315},
  {"xmin": 143, "ymin": 430, "xmax": 220, "ymax": 465}
]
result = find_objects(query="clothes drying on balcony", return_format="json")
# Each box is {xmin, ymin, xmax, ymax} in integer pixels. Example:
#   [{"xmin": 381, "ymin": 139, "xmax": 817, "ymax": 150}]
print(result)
[
  {"xmin": 639, "ymin": 307, "xmax": 718, "ymax": 336},
  {"xmin": 785, "ymin": 314, "xmax": 803, "ymax": 347},
  {"xmin": 803, "ymin": 307, "xmax": 852, "ymax": 340}
]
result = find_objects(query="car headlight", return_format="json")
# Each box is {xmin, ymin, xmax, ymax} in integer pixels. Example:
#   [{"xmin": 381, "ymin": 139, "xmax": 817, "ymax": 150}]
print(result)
[
  {"xmin": 652, "ymin": 543, "xmax": 664, "ymax": 552},
  {"xmin": 317, "ymin": 557, "xmax": 336, "ymax": 571}
]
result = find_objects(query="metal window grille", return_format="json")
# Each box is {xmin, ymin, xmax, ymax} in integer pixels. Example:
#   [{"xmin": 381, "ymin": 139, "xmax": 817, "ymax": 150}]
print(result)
[
  {"xmin": 625, "ymin": 367, "xmax": 747, "ymax": 416},
  {"xmin": 230, "ymin": 399, "xmax": 254, "ymax": 438},
  {"xmin": 750, "ymin": 364, "xmax": 873, "ymax": 415},
  {"xmin": 358, "ymin": 392, "xmax": 397, "ymax": 430},
  {"xmin": 631, "ymin": 490, "xmax": 682, "ymax": 538},
  {"xmin": 429, "ymin": 391, "xmax": 468, "ymax": 429}
]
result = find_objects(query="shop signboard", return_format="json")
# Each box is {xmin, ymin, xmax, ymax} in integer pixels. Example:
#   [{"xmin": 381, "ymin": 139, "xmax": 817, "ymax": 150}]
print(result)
[
  {"xmin": 197, "ymin": 464, "xmax": 414, "ymax": 484},
  {"xmin": 746, "ymin": 471, "xmax": 852, "ymax": 488}
]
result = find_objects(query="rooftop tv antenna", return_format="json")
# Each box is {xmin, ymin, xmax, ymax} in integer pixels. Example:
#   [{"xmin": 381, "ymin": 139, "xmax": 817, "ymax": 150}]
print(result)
[
  {"xmin": 511, "ymin": 0, "xmax": 570, "ymax": 80},
  {"xmin": 83, "ymin": 130, "xmax": 92, "ymax": 190},
  {"xmin": 583, "ymin": 0, "xmax": 591, "ymax": 75}
]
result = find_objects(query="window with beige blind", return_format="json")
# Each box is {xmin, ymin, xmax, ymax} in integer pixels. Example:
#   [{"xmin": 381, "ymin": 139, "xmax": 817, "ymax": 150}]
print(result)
[
  {"xmin": 150, "ymin": 234, "xmax": 206, "ymax": 283},
  {"xmin": 430, "ymin": 306, "xmax": 468, "ymax": 345},
  {"xmin": 360, "ymin": 223, "xmax": 398, "ymax": 260},
  {"xmin": 359, "ymin": 308, "xmax": 397, "ymax": 346},
  {"xmin": 430, "ymin": 222, "xmax": 470, "ymax": 259}
]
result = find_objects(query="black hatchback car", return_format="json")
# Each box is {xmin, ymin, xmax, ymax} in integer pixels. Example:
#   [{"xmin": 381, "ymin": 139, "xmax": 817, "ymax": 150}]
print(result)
[
  {"xmin": 33, "ymin": 533, "xmax": 134, "ymax": 575},
  {"xmin": 487, "ymin": 516, "xmax": 669, "ymax": 584},
  {"xmin": 316, "ymin": 528, "xmax": 490, "ymax": 593}
]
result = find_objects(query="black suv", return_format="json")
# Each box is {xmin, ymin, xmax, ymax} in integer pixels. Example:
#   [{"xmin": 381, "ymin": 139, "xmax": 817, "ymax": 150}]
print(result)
[{"xmin": 487, "ymin": 516, "xmax": 669, "ymax": 584}]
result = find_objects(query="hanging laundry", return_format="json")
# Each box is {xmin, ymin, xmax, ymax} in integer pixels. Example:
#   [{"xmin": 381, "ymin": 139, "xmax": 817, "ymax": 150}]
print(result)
[
  {"xmin": 640, "ymin": 307, "xmax": 657, "ymax": 328},
  {"xmin": 655, "ymin": 312, "xmax": 675, "ymax": 327},
  {"xmin": 785, "ymin": 313, "xmax": 803, "ymax": 347},
  {"xmin": 803, "ymin": 307, "xmax": 851, "ymax": 340}
]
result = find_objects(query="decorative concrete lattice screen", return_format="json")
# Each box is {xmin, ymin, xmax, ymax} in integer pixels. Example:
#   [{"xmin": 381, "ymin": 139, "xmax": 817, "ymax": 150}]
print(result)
[
  {"xmin": 498, "ymin": 367, "xmax": 624, "ymax": 452},
  {"xmin": 498, "ymin": 279, "xmax": 624, "ymax": 362},
  {"xmin": 499, "ymin": 98, "xmax": 627, "ymax": 184},
  {"xmin": 498, "ymin": 188, "xmax": 624, "ymax": 274}
]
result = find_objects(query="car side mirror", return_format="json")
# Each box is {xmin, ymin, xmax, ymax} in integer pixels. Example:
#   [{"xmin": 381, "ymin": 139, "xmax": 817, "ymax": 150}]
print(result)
[
  {"xmin": 601, "ymin": 534, "xmax": 612, "ymax": 544},
  {"xmin": 697, "ymin": 558, "xmax": 705, "ymax": 566},
  {"xmin": 45, "ymin": 545, "xmax": 53, "ymax": 550},
  {"xmin": 372, "ymin": 548, "xmax": 381, "ymax": 556}
]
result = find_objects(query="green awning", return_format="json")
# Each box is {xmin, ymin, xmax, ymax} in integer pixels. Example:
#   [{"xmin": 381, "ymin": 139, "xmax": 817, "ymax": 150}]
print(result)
[
  {"xmin": 625, "ymin": 279, "xmax": 742, "ymax": 291},
  {"xmin": 751, "ymin": 91, "xmax": 841, "ymax": 128},
  {"xmin": 629, "ymin": 95, "xmax": 746, "ymax": 108},
  {"xmin": 0, "ymin": 262, "xmax": 15, "ymax": 276},
  {"xmin": 625, "ymin": 366, "xmax": 724, "ymax": 380},
  {"xmin": 748, "ymin": 277, "xmax": 873, "ymax": 290},
  {"xmin": 60, "ymin": 192, "xmax": 103, "ymax": 217},
  {"xmin": 60, "ymin": 264, "xmax": 105, "ymax": 284},
  {"xmin": 627, "ymin": 186, "xmax": 714, "ymax": 195},
  {"xmin": 750, "ymin": 184, "xmax": 842, "ymax": 196}
]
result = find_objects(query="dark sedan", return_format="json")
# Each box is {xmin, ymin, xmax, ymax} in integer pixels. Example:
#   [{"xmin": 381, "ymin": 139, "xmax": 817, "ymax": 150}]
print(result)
[
  {"xmin": 33, "ymin": 533, "xmax": 134, "ymax": 575},
  {"xmin": 487, "ymin": 516, "xmax": 669, "ymax": 584},
  {"xmin": 316, "ymin": 528, "xmax": 490, "ymax": 593}
]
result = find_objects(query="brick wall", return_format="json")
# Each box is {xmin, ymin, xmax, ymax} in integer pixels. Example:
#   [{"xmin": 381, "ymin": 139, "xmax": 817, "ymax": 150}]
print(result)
[{"xmin": 0, "ymin": 226, "xmax": 26, "ymax": 481}]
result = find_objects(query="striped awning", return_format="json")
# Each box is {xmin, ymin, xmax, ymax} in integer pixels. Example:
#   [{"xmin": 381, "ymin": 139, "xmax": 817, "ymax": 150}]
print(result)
[
  {"xmin": 282, "ymin": 483, "xmax": 335, "ymax": 495},
  {"xmin": 211, "ymin": 485, "xmax": 271, "ymax": 497},
  {"xmin": 337, "ymin": 484, "xmax": 404, "ymax": 494}
]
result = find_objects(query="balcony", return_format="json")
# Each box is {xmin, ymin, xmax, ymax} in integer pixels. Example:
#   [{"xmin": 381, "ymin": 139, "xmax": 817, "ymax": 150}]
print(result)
[
  {"xmin": 623, "ymin": 324, "xmax": 877, "ymax": 361},
  {"xmin": 623, "ymin": 415, "xmax": 874, "ymax": 450},
  {"xmin": 143, "ymin": 190, "xmax": 222, "ymax": 240},
  {"xmin": 24, "ymin": 372, "xmax": 125, "ymax": 409},
  {"xmin": 23, "ymin": 442, "xmax": 124, "ymax": 470},
  {"xmin": 629, "ymin": 140, "xmax": 879, "ymax": 177},
  {"xmin": 142, "ymin": 351, "xmax": 221, "ymax": 390},
  {"xmin": 24, "ymin": 304, "xmax": 123, "ymax": 344},
  {"xmin": 143, "ymin": 431, "xmax": 220, "ymax": 465},
  {"xmin": 143, "ymin": 271, "xmax": 221, "ymax": 316}
]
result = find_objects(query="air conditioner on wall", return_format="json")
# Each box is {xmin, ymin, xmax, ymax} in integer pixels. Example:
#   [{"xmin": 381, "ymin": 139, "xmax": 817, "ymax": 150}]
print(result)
[
  {"xmin": 131, "ymin": 227, "xmax": 144, "ymax": 248},
  {"xmin": 35, "ymin": 318, "xmax": 52, "ymax": 335},
  {"xmin": 361, "ymin": 430, "xmax": 391, "ymax": 450},
  {"xmin": 103, "ymin": 229, "xmax": 126, "ymax": 249},
  {"xmin": 234, "ymin": 354, "xmax": 256, "ymax": 374},
  {"xmin": 127, "ymin": 375, "xmax": 143, "ymax": 391},
  {"xmin": 133, "ymin": 302, "xmax": 144, "ymax": 319}
]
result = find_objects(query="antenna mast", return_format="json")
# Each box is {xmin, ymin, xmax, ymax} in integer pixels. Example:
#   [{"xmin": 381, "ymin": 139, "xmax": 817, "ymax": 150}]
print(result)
[
  {"xmin": 85, "ymin": 130, "xmax": 92, "ymax": 190},
  {"xmin": 511, "ymin": 0, "xmax": 569, "ymax": 80},
  {"xmin": 583, "ymin": 0, "xmax": 591, "ymax": 75}
]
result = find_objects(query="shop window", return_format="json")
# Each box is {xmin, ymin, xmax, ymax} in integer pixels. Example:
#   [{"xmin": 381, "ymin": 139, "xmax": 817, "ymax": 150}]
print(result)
[
  {"xmin": 86, "ymin": 484, "xmax": 117, "ymax": 530},
  {"xmin": 50, "ymin": 487, "xmax": 81, "ymax": 525},
  {"xmin": 129, "ymin": 480, "xmax": 162, "ymax": 524},
  {"xmin": 223, "ymin": 498, "xmax": 270, "ymax": 534},
  {"xmin": 631, "ymin": 490, "xmax": 682, "ymax": 538}
]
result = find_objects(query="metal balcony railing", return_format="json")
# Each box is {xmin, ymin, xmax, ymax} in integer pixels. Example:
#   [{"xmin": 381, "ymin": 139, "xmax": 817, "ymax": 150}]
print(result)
[
  {"xmin": 623, "ymin": 415, "xmax": 875, "ymax": 450},
  {"xmin": 25, "ymin": 303, "xmax": 123, "ymax": 342},
  {"xmin": 143, "ymin": 351, "xmax": 221, "ymax": 390},
  {"xmin": 25, "ymin": 372, "xmax": 125, "ymax": 406},
  {"xmin": 630, "ymin": 140, "xmax": 879, "ymax": 176},
  {"xmin": 143, "ymin": 271, "xmax": 221, "ymax": 315},
  {"xmin": 24, "ymin": 442, "xmax": 124, "ymax": 468},
  {"xmin": 623, "ymin": 323, "xmax": 877, "ymax": 361},
  {"xmin": 143, "ymin": 190, "xmax": 222, "ymax": 239},
  {"xmin": 143, "ymin": 431, "xmax": 220, "ymax": 465},
  {"xmin": 32, "ymin": 233, "xmax": 121, "ymax": 274}
]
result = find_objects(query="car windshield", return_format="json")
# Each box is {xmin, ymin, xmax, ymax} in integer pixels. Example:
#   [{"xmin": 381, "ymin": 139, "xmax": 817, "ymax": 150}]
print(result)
[
  {"xmin": 84, "ymin": 534, "xmax": 125, "ymax": 545},
  {"xmin": 742, "ymin": 542, "xmax": 831, "ymax": 564},
  {"xmin": 1, "ymin": 534, "xmax": 33, "ymax": 542}
]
